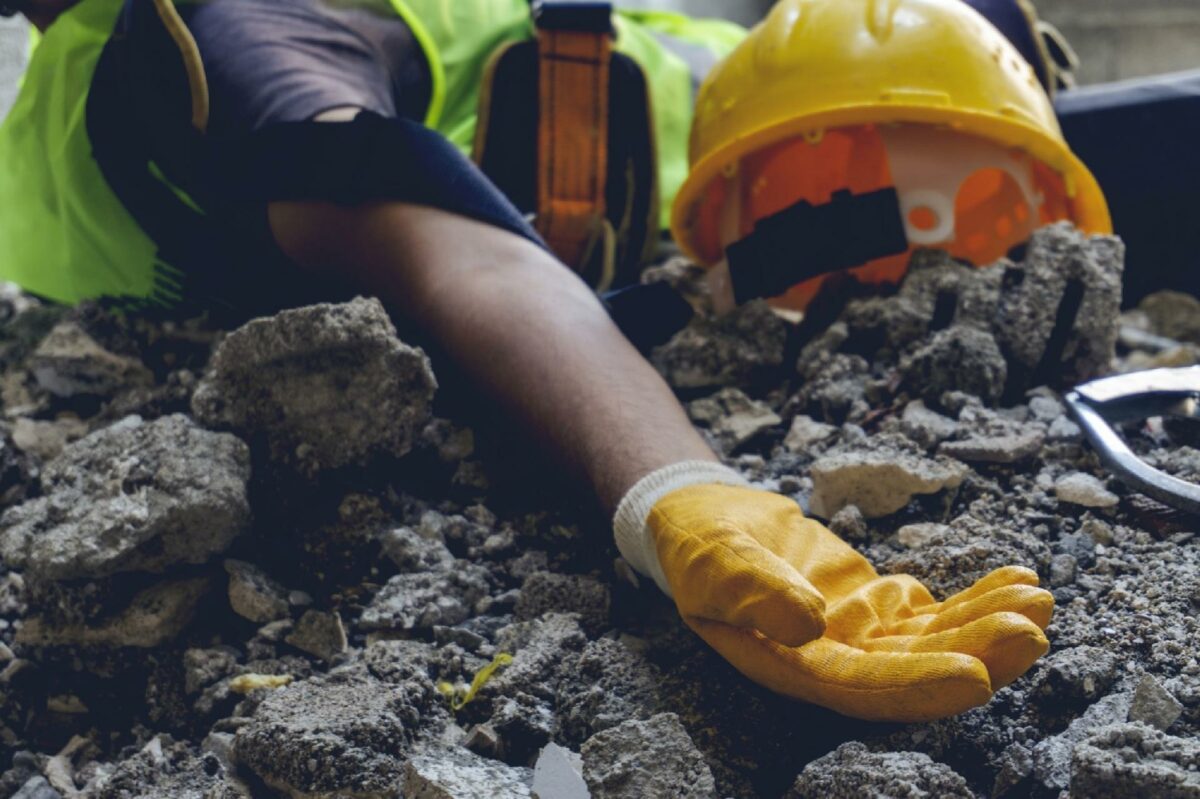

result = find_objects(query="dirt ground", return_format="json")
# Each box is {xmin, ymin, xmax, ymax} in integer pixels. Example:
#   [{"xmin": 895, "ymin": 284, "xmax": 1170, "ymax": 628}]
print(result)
[{"xmin": 0, "ymin": 223, "xmax": 1198, "ymax": 798}]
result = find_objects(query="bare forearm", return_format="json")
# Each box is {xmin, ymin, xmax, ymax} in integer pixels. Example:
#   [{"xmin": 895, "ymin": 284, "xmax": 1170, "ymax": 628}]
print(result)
[{"xmin": 267, "ymin": 200, "xmax": 717, "ymax": 512}]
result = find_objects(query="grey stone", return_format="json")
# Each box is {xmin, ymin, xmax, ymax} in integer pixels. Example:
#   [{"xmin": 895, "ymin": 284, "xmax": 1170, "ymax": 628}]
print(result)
[
  {"xmin": 403, "ymin": 745, "xmax": 532, "ymax": 798},
  {"xmin": 687, "ymin": 388, "xmax": 781, "ymax": 454},
  {"xmin": 1139, "ymin": 290, "xmax": 1200, "ymax": 345},
  {"xmin": 896, "ymin": 523, "xmax": 951, "ymax": 549},
  {"xmin": 487, "ymin": 614, "xmax": 588, "ymax": 705},
  {"xmin": 359, "ymin": 564, "xmax": 490, "ymax": 633},
  {"xmin": 902, "ymin": 325, "xmax": 1008, "ymax": 405},
  {"xmin": 489, "ymin": 691, "xmax": 557, "ymax": 765},
  {"xmin": 1033, "ymin": 689, "xmax": 1134, "ymax": 793},
  {"xmin": 532, "ymin": 744, "xmax": 588, "ymax": 799},
  {"xmin": 192, "ymin": 297, "xmax": 436, "ymax": 476},
  {"xmin": 827, "ymin": 505, "xmax": 869, "ymax": 544},
  {"xmin": 1071, "ymin": 723, "xmax": 1200, "ymax": 799},
  {"xmin": 0, "ymin": 415, "xmax": 250, "ymax": 582},
  {"xmin": 378, "ymin": 526, "xmax": 454, "ymax": 573},
  {"xmin": 1055, "ymin": 472, "xmax": 1120, "ymax": 508},
  {"xmin": 515, "ymin": 572, "xmax": 610, "ymax": 636},
  {"xmin": 786, "ymin": 742, "xmax": 973, "ymax": 799},
  {"xmin": 1028, "ymin": 394, "xmax": 1066, "ymax": 423},
  {"xmin": 1032, "ymin": 646, "xmax": 1120, "ymax": 705},
  {"xmin": 1128, "ymin": 674, "xmax": 1184, "ymax": 731},
  {"xmin": 939, "ymin": 426, "xmax": 1045, "ymax": 464},
  {"xmin": 285, "ymin": 610, "xmax": 348, "ymax": 663},
  {"xmin": 809, "ymin": 434, "xmax": 969, "ymax": 518},
  {"xmin": 881, "ymin": 515, "xmax": 1051, "ymax": 595},
  {"xmin": 235, "ymin": 667, "xmax": 433, "ymax": 798},
  {"xmin": 88, "ymin": 735, "xmax": 251, "ymax": 799},
  {"xmin": 28, "ymin": 321, "xmax": 153, "ymax": 399},
  {"xmin": 652, "ymin": 300, "xmax": 787, "ymax": 389},
  {"xmin": 992, "ymin": 223, "xmax": 1124, "ymax": 387},
  {"xmin": 9, "ymin": 416, "xmax": 88, "ymax": 461},
  {"xmin": 782, "ymin": 414, "xmax": 838, "ymax": 453},
  {"xmin": 224, "ymin": 559, "xmax": 290, "ymax": 624},
  {"xmin": 581, "ymin": 713, "xmax": 716, "ymax": 799},
  {"xmin": 557, "ymin": 638, "xmax": 663, "ymax": 743},
  {"xmin": 16, "ymin": 576, "xmax": 211, "ymax": 649},
  {"xmin": 184, "ymin": 647, "xmax": 240, "ymax": 696},
  {"xmin": 1047, "ymin": 415, "xmax": 1083, "ymax": 442},
  {"xmin": 12, "ymin": 776, "xmax": 62, "ymax": 799},
  {"xmin": 790, "ymin": 352, "xmax": 870, "ymax": 424},
  {"xmin": 899, "ymin": 401, "xmax": 959, "ymax": 450}
]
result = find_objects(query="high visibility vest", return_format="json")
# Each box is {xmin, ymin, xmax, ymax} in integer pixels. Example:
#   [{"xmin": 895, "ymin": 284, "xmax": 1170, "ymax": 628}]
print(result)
[{"xmin": 0, "ymin": 0, "xmax": 744, "ymax": 309}]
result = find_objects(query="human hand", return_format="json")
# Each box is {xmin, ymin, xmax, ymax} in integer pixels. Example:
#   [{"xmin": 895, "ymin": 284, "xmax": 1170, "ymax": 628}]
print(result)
[{"xmin": 616, "ymin": 468, "xmax": 1052, "ymax": 722}]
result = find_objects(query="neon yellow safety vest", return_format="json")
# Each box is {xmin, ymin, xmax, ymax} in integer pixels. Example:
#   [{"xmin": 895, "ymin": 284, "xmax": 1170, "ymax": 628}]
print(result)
[{"xmin": 0, "ymin": 0, "xmax": 744, "ymax": 308}]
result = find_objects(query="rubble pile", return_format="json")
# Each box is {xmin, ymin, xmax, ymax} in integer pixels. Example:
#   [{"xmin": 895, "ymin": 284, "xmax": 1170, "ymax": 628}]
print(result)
[{"xmin": 0, "ymin": 225, "xmax": 1198, "ymax": 798}]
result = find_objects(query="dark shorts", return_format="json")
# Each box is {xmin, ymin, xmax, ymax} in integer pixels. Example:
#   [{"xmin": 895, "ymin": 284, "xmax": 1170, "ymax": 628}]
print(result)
[{"xmin": 90, "ymin": 0, "xmax": 541, "ymax": 317}]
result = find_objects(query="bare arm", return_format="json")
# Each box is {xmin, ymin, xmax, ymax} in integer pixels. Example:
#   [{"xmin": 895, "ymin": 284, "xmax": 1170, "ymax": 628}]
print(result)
[{"xmin": 267, "ymin": 199, "xmax": 718, "ymax": 513}]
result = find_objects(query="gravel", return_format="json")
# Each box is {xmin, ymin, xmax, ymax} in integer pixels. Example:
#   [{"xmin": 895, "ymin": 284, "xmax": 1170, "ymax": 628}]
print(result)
[{"xmin": 1, "ymin": 227, "xmax": 1194, "ymax": 798}]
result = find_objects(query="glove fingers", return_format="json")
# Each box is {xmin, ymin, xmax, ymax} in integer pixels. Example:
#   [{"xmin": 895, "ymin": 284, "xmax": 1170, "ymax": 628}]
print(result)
[
  {"xmin": 892, "ymin": 584, "xmax": 1053, "ymax": 636},
  {"xmin": 921, "ymin": 566, "xmax": 1042, "ymax": 614},
  {"xmin": 656, "ymin": 520, "xmax": 826, "ymax": 646},
  {"xmin": 856, "ymin": 612, "xmax": 1050, "ymax": 689},
  {"xmin": 688, "ymin": 618, "xmax": 994, "ymax": 723}
]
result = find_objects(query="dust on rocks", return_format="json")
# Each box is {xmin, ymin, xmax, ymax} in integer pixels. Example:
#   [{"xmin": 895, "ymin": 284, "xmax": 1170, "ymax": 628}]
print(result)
[{"xmin": 0, "ymin": 225, "xmax": 1197, "ymax": 797}]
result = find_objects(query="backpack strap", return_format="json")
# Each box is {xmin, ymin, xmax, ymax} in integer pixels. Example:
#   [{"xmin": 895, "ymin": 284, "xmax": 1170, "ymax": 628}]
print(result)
[{"xmin": 531, "ymin": 1, "xmax": 615, "ymax": 281}]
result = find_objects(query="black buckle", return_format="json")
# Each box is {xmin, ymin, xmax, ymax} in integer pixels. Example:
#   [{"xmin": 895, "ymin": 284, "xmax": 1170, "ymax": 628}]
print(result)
[
  {"xmin": 531, "ymin": 0, "xmax": 615, "ymax": 35},
  {"xmin": 725, "ymin": 188, "xmax": 908, "ymax": 305}
]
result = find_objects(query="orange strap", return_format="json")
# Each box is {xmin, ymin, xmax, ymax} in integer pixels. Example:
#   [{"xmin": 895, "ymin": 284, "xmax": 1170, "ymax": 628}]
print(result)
[{"xmin": 535, "ymin": 27, "xmax": 612, "ymax": 271}]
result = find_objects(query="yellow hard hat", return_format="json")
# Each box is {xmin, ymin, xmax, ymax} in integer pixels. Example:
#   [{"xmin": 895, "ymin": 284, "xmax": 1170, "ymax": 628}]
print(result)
[{"xmin": 671, "ymin": 0, "xmax": 1111, "ymax": 276}]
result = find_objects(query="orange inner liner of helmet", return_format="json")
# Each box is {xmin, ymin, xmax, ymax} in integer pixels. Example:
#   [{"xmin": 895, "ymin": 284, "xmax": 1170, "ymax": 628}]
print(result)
[{"xmin": 693, "ymin": 125, "xmax": 1074, "ymax": 312}]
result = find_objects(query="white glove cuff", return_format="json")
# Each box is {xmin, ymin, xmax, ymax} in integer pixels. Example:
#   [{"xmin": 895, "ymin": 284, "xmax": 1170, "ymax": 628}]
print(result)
[{"xmin": 612, "ymin": 460, "xmax": 749, "ymax": 597}]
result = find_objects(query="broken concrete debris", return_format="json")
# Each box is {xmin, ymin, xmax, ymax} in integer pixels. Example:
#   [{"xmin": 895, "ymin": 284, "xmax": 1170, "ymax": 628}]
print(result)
[
  {"xmin": 1128, "ymin": 674, "xmax": 1185, "ymax": 732},
  {"xmin": 192, "ymin": 296, "xmax": 437, "ymax": 476},
  {"xmin": 808, "ymin": 434, "xmax": 968, "ymax": 518},
  {"xmin": 1070, "ymin": 723, "xmax": 1200, "ymax": 799},
  {"xmin": 687, "ymin": 387, "xmax": 782, "ymax": 454},
  {"xmin": 1055, "ymin": 472, "xmax": 1120, "ymax": 508},
  {"xmin": 786, "ymin": 742, "xmax": 973, "ymax": 799},
  {"xmin": 652, "ymin": 299, "xmax": 786, "ymax": 389},
  {"xmin": 0, "ymin": 227, "xmax": 1195, "ymax": 798},
  {"xmin": 581, "ymin": 713, "xmax": 717, "ymax": 799},
  {"xmin": 0, "ymin": 414, "xmax": 251, "ymax": 582}
]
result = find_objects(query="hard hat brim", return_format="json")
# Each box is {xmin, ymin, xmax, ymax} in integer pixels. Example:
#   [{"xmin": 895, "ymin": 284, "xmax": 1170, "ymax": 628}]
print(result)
[{"xmin": 672, "ymin": 105, "xmax": 1112, "ymax": 267}]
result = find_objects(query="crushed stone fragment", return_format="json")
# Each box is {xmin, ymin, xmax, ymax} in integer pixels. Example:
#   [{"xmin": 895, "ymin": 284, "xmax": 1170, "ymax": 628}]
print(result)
[
  {"xmin": 809, "ymin": 434, "xmax": 968, "ymax": 518},
  {"xmin": 939, "ymin": 426, "xmax": 1045, "ymax": 464},
  {"xmin": 224, "ymin": 559, "xmax": 290, "ymax": 624},
  {"xmin": 652, "ymin": 300, "xmax": 787, "ymax": 390},
  {"xmin": 687, "ymin": 387, "xmax": 781, "ymax": 454},
  {"xmin": 192, "ymin": 297, "xmax": 436, "ymax": 476},
  {"xmin": 581, "ymin": 713, "xmax": 716, "ymax": 799},
  {"xmin": 1055, "ymin": 472, "xmax": 1120, "ymax": 508},
  {"xmin": 1128, "ymin": 674, "xmax": 1185, "ymax": 732},
  {"xmin": 284, "ymin": 610, "xmax": 348, "ymax": 663},
  {"xmin": 1070, "ymin": 722, "xmax": 1200, "ymax": 799},
  {"xmin": 783, "ymin": 414, "xmax": 838, "ymax": 453},
  {"xmin": 0, "ymin": 414, "xmax": 250, "ymax": 581},
  {"xmin": 786, "ymin": 742, "xmax": 973, "ymax": 799},
  {"xmin": 28, "ymin": 321, "xmax": 153, "ymax": 399},
  {"xmin": 402, "ymin": 744, "xmax": 532, "ymax": 799}
]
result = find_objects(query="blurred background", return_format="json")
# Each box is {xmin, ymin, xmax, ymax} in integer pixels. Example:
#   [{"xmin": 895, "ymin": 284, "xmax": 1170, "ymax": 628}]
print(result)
[{"xmin": 4, "ymin": 0, "xmax": 1200, "ymax": 120}]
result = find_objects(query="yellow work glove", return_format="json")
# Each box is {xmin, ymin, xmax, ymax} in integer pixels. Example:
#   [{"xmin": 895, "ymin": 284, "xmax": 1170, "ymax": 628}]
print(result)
[{"xmin": 613, "ymin": 463, "xmax": 1053, "ymax": 722}]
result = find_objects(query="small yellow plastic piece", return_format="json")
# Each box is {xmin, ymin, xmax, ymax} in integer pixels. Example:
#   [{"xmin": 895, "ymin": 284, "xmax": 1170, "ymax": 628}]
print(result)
[
  {"xmin": 437, "ymin": 653, "xmax": 514, "ymax": 711},
  {"xmin": 229, "ymin": 674, "xmax": 294, "ymax": 695}
]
